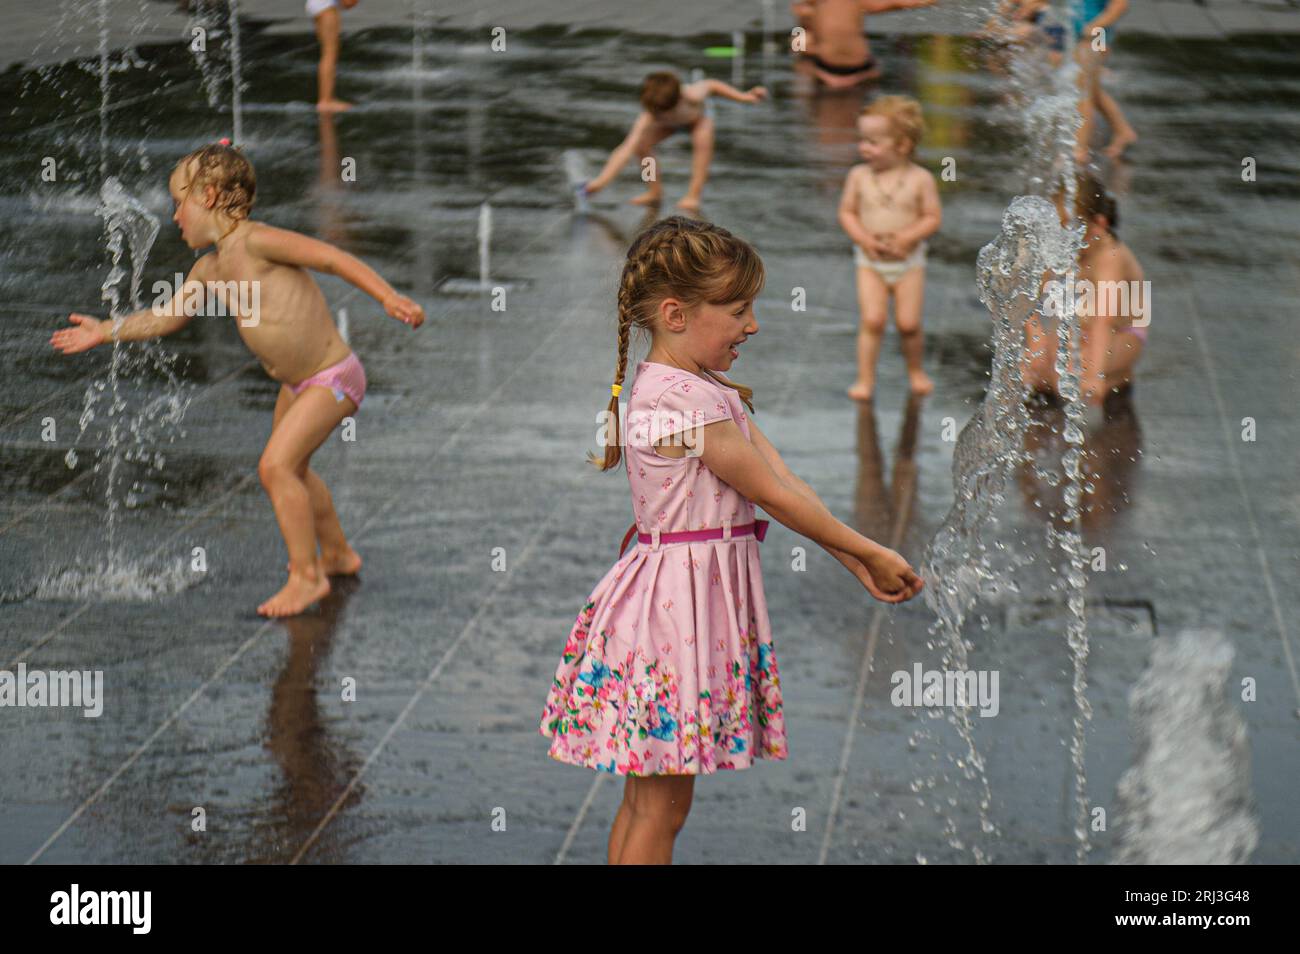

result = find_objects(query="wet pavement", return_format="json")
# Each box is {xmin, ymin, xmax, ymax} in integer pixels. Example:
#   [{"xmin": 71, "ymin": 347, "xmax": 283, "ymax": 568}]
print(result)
[{"xmin": 1, "ymin": 6, "xmax": 1298, "ymax": 863}]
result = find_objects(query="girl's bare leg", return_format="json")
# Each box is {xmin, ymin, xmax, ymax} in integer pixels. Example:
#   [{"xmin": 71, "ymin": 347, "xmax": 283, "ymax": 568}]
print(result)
[
  {"xmin": 613, "ymin": 774, "xmax": 695, "ymax": 864},
  {"xmin": 678, "ymin": 116, "xmax": 715, "ymax": 211},
  {"xmin": 631, "ymin": 123, "xmax": 674, "ymax": 206},
  {"xmin": 608, "ymin": 776, "xmax": 636, "ymax": 864},
  {"xmin": 1097, "ymin": 87, "xmax": 1137, "ymax": 157},
  {"xmin": 257, "ymin": 386, "xmax": 356, "ymax": 617},
  {"xmin": 270, "ymin": 385, "xmax": 360, "ymax": 576},
  {"xmin": 848, "ymin": 266, "xmax": 890, "ymax": 401},
  {"xmin": 893, "ymin": 265, "xmax": 933, "ymax": 395},
  {"xmin": 303, "ymin": 468, "xmax": 362, "ymax": 575},
  {"xmin": 1073, "ymin": 43, "xmax": 1103, "ymax": 163},
  {"xmin": 315, "ymin": 8, "xmax": 351, "ymax": 111}
]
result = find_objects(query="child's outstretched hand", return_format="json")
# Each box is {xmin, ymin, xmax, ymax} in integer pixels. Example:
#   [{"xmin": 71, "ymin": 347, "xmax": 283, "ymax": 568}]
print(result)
[
  {"xmin": 746, "ymin": 86, "xmax": 770, "ymax": 103},
  {"xmin": 385, "ymin": 294, "xmax": 425, "ymax": 328},
  {"xmin": 855, "ymin": 546, "xmax": 924, "ymax": 604},
  {"xmin": 51, "ymin": 313, "xmax": 107, "ymax": 354}
]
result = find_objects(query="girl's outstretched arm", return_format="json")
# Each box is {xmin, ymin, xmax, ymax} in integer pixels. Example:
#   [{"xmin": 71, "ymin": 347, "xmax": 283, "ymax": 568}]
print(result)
[
  {"xmin": 245, "ymin": 222, "xmax": 425, "ymax": 326},
  {"xmin": 692, "ymin": 418, "xmax": 922, "ymax": 602},
  {"xmin": 746, "ymin": 416, "xmax": 910, "ymax": 580},
  {"xmin": 51, "ymin": 254, "xmax": 212, "ymax": 353},
  {"xmin": 861, "ymin": 0, "xmax": 935, "ymax": 13}
]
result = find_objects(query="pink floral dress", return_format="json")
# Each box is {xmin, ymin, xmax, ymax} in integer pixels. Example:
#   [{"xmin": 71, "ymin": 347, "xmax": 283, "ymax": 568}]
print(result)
[{"xmin": 539, "ymin": 361, "xmax": 789, "ymax": 776}]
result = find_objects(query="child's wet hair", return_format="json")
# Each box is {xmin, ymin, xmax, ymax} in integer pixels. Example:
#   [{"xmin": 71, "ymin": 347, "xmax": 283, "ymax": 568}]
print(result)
[
  {"xmin": 1076, "ymin": 172, "xmax": 1119, "ymax": 232},
  {"xmin": 589, "ymin": 216, "xmax": 765, "ymax": 472},
  {"xmin": 639, "ymin": 71, "xmax": 682, "ymax": 113},
  {"xmin": 861, "ymin": 95, "xmax": 925, "ymax": 155},
  {"xmin": 175, "ymin": 142, "xmax": 256, "ymax": 221}
]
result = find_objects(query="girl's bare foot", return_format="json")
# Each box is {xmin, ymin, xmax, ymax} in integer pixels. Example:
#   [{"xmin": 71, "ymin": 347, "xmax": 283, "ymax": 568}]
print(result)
[
  {"xmin": 1104, "ymin": 128, "xmax": 1137, "ymax": 158},
  {"xmin": 676, "ymin": 195, "xmax": 701, "ymax": 212},
  {"xmin": 629, "ymin": 190, "xmax": 662, "ymax": 207},
  {"xmin": 321, "ymin": 546, "xmax": 363, "ymax": 576},
  {"xmin": 908, "ymin": 370, "xmax": 935, "ymax": 395},
  {"xmin": 258, "ymin": 571, "xmax": 330, "ymax": 618},
  {"xmin": 317, "ymin": 98, "xmax": 353, "ymax": 112},
  {"xmin": 847, "ymin": 381, "xmax": 874, "ymax": 401}
]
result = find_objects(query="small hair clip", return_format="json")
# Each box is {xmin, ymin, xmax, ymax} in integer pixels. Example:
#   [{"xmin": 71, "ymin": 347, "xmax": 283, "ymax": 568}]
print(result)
[
  {"xmin": 218, "ymin": 137, "xmax": 232, "ymax": 146},
  {"xmin": 611, "ymin": 383, "xmax": 623, "ymax": 397}
]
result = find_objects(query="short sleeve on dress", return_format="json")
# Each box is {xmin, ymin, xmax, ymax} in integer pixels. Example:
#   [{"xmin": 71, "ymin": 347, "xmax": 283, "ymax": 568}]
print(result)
[{"xmin": 648, "ymin": 377, "xmax": 733, "ymax": 443}]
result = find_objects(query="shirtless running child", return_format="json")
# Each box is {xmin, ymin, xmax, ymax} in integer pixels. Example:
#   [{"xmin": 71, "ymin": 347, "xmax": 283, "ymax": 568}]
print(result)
[
  {"xmin": 838, "ymin": 95, "xmax": 941, "ymax": 400},
  {"xmin": 50, "ymin": 141, "xmax": 425, "ymax": 618},
  {"xmin": 580, "ymin": 71, "xmax": 768, "ymax": 213}
]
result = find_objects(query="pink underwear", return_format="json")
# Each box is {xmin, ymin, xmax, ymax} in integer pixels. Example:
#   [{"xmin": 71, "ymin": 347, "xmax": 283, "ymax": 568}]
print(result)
[{"xmin": 290, "ymin": 351, "xmax": 366, "ymax": 408}]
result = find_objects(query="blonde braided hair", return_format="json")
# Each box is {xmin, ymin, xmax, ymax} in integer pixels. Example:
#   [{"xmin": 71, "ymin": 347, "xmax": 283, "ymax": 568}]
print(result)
[{"xmin": 589, "ymin": 216, "xmax": 764, "ymax": 471}]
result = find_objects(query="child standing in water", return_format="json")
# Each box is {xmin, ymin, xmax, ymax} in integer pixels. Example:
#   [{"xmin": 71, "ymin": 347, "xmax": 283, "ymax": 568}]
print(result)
[
  {"xmin": 838, "ymin": 95, "xmax": 942, "ymax": 401},
  {"xmin": 791, "ymin": 0, "xmax": 937, "ymax": 89},
  {"xmin": 580, "ymin": 71, "xmax": 768, "ymax": 212},
  {"xmin": 50, "ymin": 142, "xmax": 424, "ymax": 617},
  {"xmin": 1072, "ymin": 0, "xmax": 1137, "ymax": 161},
  {"xmin": 307, "ymin": 0, "xmax": 359, "ymax": 112},
  {"xmin": 539, "ymin": 217, "xmax": 923, "ymax": 865}
]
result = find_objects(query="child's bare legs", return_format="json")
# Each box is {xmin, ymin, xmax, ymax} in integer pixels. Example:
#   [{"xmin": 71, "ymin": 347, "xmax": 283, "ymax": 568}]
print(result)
[
  {"xmin": 269, "ymin": 384, "xmax": 361, "ymax": 576},
  {"xmin": 1073, "ymin": 43, "xmax": 1100, "ymax": 163},
  {"xmin": 303, "ymin": 468, "xmax": 362, "ymax": 574},
  {"xmin": 848, "ymin": 266, "xmax": 889, "ymax": 401},
  {"xmin": 678, "ymin": 116, "xmax": 715, "ymax": 212},
  {"xmin": 1103, "ymin": 327, "xmax": 1143, "ymax": 390},
  {"xmin": 1083, "ymin": 319, "xmax": 1144, "ymax": 401},
  {"xmin": 586, "ymin": 114, "xmax": 670, "ymax": 206},
  {"xmin": 894, "ymin": 266, "xmax": 933, "ymax": 395},
  {"xmin": 609, "ymin": 774, "xmax": 695, "ymax": 864},
  {"xmin": 1097, "ymin": 86, "xmax": 1137, "ymax": 158},
  {"xmin": 314, "ymin": 8, "xmax": 351, "ymax": 112},
  {"xmin": 257, "ymin": 386, "xmax": 356, "ymax": 617}
]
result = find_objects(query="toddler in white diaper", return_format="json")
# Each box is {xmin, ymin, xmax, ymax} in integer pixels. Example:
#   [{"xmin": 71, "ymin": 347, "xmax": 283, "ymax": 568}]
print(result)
[{"xmin": 837, "ymin": 95, "xmax": 942, "ymax": 400}]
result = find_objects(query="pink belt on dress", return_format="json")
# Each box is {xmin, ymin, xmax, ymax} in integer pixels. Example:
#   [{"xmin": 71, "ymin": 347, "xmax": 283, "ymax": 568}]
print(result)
[{"xmin": 619, "ymin": 518, "xmax": 770, "ymax": 557}]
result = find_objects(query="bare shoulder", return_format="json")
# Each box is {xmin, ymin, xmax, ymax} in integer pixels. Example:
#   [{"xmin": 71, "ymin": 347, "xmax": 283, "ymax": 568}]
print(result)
[
  {"xmin": 683, "ymin": 79, "xmax": 710, "ymax": 101},
  {"xmin": 908, "ymin": 161, "xmax": 937, "ymax": 187},
  {"xmin": 189, "ymin": 250, "xmax": 218, "ymax": 280}
]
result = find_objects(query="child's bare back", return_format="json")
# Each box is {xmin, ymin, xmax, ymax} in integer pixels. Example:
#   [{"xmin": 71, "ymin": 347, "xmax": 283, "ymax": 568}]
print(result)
[{"xmin": 195, "ymin": 220, "xmax": 351, "ymax": 385}]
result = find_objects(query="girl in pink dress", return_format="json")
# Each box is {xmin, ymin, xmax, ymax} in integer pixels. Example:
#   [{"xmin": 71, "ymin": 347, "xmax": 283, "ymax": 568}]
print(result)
[{"xmin": 539, "ymin": 216, "xmax": 924, "ymax": 864}]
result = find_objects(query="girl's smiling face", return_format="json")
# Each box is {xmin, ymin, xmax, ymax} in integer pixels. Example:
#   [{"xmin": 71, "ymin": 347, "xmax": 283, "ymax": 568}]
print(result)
[{"xmin": 653, "ymin": 295, "xmax": 759, "ymax": 373}]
